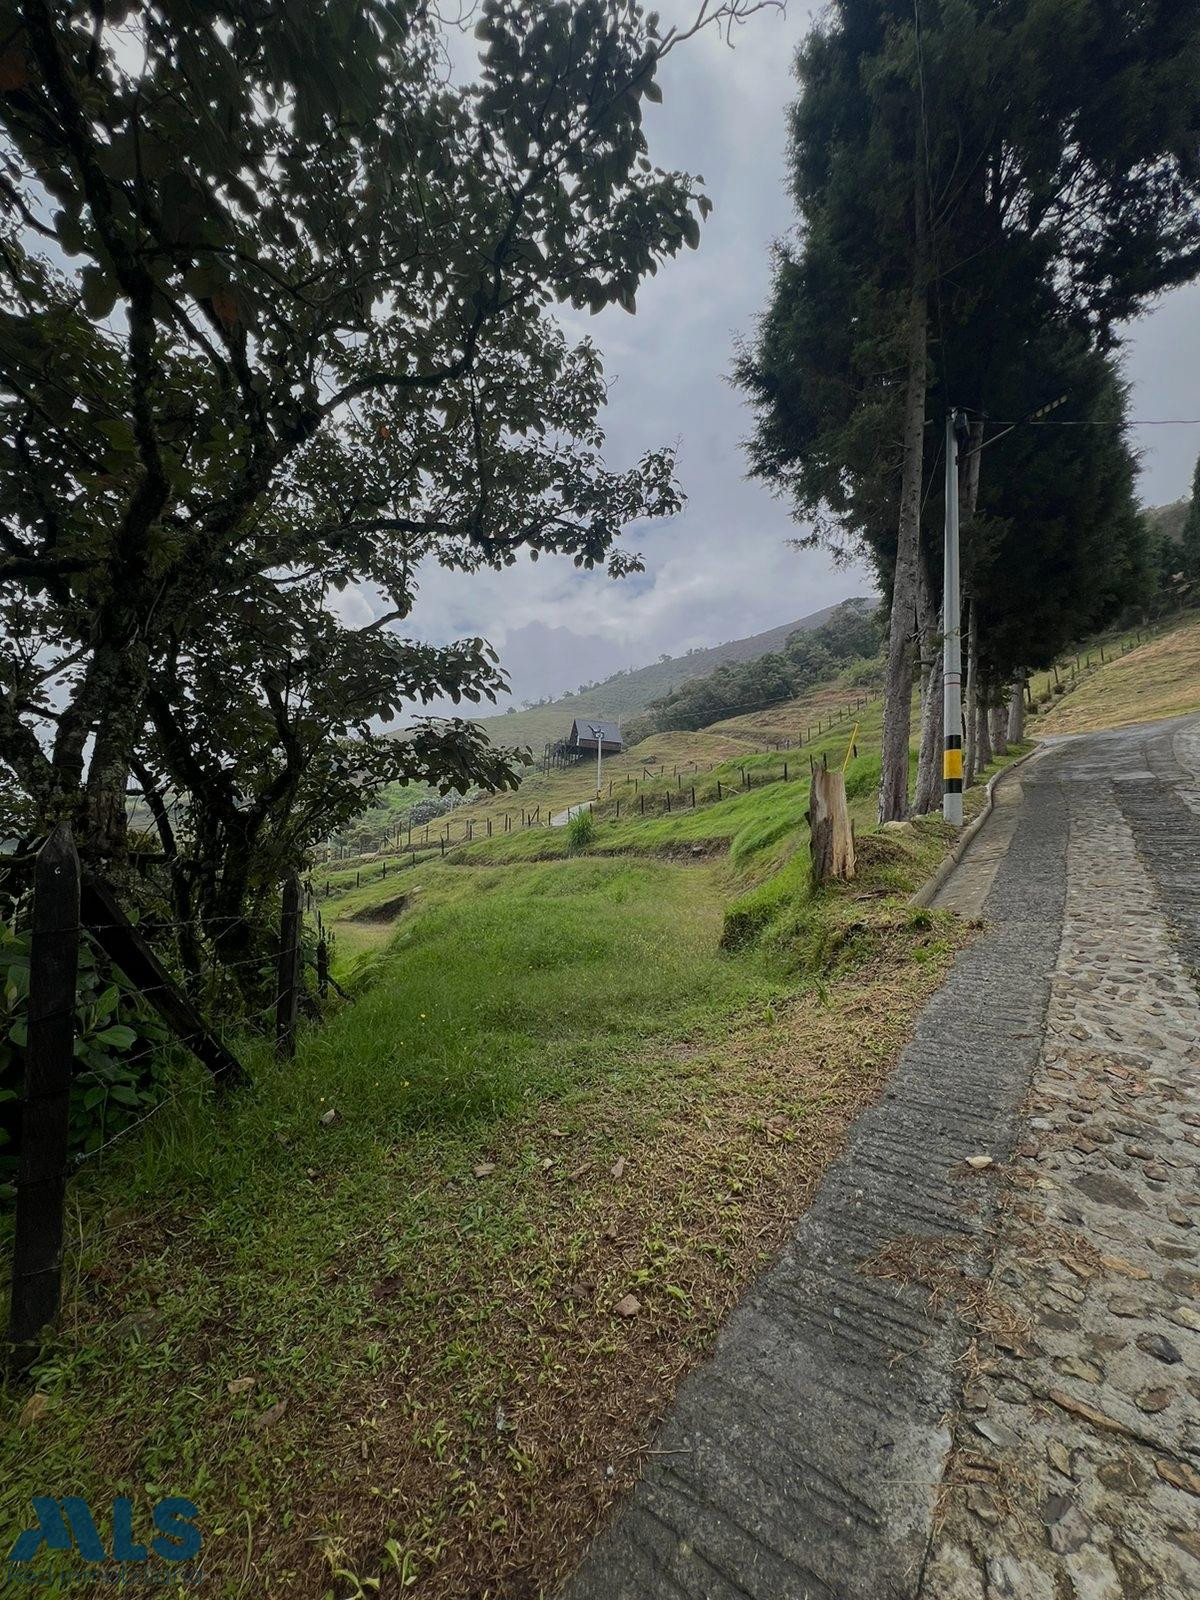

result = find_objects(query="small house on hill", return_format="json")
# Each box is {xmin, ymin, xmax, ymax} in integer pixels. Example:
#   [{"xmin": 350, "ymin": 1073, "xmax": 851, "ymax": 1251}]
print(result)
[{"xmin": 568, "ymin": 717, "xmax": 623, "ymax": 755}]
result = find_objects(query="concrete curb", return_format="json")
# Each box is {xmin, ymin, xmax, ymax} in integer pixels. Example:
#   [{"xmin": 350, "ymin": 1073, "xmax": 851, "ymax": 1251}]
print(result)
[{"xmin": 910, "ymin": 741, "xmax": 1045, "ymax": 908}]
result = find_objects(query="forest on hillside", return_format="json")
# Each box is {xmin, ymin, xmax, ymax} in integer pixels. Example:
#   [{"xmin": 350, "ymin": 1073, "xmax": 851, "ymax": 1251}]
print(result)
[{"xmin": 632, "ymin": 598, "xmax": 884, "ymax": 735}]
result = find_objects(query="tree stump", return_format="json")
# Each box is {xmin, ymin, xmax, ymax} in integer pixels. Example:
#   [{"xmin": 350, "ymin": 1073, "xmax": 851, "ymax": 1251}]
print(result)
[{"xmin": 809, "ymin": 766, "xmax": 856, "ymax": 885}]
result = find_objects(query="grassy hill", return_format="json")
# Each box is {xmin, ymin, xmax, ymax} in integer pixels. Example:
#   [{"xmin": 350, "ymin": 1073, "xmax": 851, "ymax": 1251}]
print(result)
[
  {"xmin": 23, "ymin": 652, "xmax": 997, "ymax": 1598},
  {"xmin": 1036, "ymin": 610, "xmax": 1200, "ymax": 734},
  {"xmin": 472, "ymin": 596, "xmax": 867, "ymax": 752}
]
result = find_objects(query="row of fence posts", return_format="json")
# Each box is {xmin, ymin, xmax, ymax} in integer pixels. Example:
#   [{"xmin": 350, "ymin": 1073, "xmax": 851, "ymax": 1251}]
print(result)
[
  {"xmin": 324, "ymin": 691, "xmax": 878, "ymax": 873},
  {"xmin": 319, "ymin": 622, "xmax": 1150, "ymax": 888}
]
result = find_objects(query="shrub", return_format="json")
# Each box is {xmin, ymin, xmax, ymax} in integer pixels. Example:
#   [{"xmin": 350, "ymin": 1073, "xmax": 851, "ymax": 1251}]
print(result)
[
  {"xmin": 0, "ymin": 914, "xmax": 172, "ymax": 1196},
  {"xmin": 566, "ymin": 808, "xmax": 596, "ymax": 851}
]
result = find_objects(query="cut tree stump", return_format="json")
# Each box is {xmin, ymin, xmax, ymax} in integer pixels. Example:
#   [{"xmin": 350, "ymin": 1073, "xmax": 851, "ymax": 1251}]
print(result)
[{"xmin": 809, "ymin": 765, "xmax": 856, "ymax": 885}]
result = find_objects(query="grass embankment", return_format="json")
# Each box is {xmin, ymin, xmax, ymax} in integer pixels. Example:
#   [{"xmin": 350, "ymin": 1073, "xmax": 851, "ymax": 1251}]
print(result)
[
  {"xmin": 1, "ymin": 699, "xmax": 1028, "ymax": 1598},
  {"xmin": 1036, "ymin": 611, "xmax": 1200, "ymax": 734},
  {"xmin": 706, "ymin": 672, "xmax": 881, "ymax": 746}
]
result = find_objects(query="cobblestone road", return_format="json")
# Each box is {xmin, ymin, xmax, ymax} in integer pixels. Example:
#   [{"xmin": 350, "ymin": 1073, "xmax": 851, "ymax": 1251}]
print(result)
[
  {"xmin": 564, "ymin": 717, "xmax": 1200, "ymax": 1600},
  {"xmin": 923, "ymin": 717, "xmax": 1200, "ymax": 1600}
]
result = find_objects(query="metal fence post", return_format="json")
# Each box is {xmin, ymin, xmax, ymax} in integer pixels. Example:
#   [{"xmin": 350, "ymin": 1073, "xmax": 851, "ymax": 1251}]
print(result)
[
  {"xmin": 316, "ymin": 920, "xmax": 329, "ymax": 1002},
  {"xmin": 275, "ymin": 872, "xmax": 302, "ymax": 1059}
]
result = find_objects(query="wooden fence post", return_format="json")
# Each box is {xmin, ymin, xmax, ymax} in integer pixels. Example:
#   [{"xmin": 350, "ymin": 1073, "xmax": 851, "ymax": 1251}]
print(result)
[
  {"xmin": 8, "ymin": 825, "xmax": 79, "ymax": 1358},
  {"xmin": 275, "ymin": 872, "xmax": 302, "ymax": 1060}
]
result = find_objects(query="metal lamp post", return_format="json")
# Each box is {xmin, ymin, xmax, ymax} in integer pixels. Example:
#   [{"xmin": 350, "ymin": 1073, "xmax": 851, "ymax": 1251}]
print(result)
[{"xmin": 588, "ymin": 724, "xmax": 604, "ymax": 799}]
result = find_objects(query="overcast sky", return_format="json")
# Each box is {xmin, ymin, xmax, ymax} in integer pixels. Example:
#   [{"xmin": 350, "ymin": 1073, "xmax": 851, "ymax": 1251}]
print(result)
[{"xmin": 350, "ymin": 2, "xmax": 1200, "ymax": 715}]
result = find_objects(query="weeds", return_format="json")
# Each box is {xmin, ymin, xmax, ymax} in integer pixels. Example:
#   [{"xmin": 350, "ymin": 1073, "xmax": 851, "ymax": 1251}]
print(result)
[{"xmin": 566, "ymin": 807, "xmax": 596, "ymax": 851}]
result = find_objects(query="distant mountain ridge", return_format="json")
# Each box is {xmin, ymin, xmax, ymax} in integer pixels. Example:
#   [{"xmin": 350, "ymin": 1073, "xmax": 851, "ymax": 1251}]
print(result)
[{"xmin": 476, "ymin": 598, "xmax": 871, "ymax": 751}]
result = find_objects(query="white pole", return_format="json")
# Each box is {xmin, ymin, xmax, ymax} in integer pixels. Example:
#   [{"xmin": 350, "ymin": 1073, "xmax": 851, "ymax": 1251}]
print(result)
[
  {"xmin": 591, "ymin": 725, "xmax": 603, "ymax": 798},
  {"xmin": 943, "ymin": 412, "xmax": 963, "ymax": 825}
]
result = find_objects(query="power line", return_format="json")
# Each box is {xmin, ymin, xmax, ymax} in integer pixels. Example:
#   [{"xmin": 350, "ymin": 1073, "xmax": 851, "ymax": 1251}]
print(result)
[
  {"xmin": 984, "ymin": 417, "xmax": 1200, "ymax": 427},
  {"xmin": 912, "ymin": 0, "xmax": 953, "ymax": 407}
]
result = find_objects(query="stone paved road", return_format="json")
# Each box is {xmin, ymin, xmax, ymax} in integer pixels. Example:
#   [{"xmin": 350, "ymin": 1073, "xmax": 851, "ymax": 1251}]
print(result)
[{"xmin": 563, "ymin": 717, "xmax": 1200, "ymax": 1600}]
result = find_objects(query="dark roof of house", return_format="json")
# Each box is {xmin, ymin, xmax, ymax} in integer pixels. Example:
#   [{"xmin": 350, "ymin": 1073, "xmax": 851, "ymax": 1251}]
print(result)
[{"xmin": 570, "ymin": 717, "xmax": 623, "ymax": 746}]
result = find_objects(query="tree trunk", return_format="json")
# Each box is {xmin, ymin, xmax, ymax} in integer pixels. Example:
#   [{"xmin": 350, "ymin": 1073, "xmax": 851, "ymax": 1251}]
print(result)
[
  {"xmin": 976, "ymin": 679, "xmax": 994, "ymax": 771},
  {"xmin": 878, "ymin": 183, "xmax": 928, "ymax": 823},
  {"xmin": 963, "ymin": 599, "xmax": 978, "ymax": 787},
  {"xmin": 912, "ymin": 561, "xmax": 943, "ymax": 816},
  {"xmin": 809, "ymin": 764, "xmax": 856, "ymax": 885},
  {"xmin": 990, "ymin": 697, "xmax": 1008, "ymax": 757},
  {"xmin": 1006, "ymin": 678, "xmax": 1025, "ymax": 744}
]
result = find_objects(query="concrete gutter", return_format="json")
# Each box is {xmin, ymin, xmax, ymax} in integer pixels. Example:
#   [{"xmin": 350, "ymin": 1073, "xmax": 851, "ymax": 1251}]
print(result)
[{"xmin": 910, "ymin": 741, "xmax": 1045, "ymax": 908}]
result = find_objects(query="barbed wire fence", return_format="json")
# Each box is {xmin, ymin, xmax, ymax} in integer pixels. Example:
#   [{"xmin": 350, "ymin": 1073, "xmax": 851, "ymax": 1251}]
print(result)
[{"xmin": 3, "ymin": 833, "xmax": 328, "ymax": 1367}]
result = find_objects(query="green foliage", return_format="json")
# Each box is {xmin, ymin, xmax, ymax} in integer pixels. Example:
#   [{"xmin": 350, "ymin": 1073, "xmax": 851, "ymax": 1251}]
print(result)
[
  {"xmin": 966, "ymin": 332, "xmax": 1152, "ymax": 675},
  {"xmin": 0, "ymin": 0, "xmax": 756, "ymax": 976},
  {"xmin": 0, "ymin": 914, "xmax": 171, "ymax": 1196},
  {"xmin": 1182, "ymin": 455, "xmax": 1200, "ymax": 585},
  {"xmin": 566, "ymin": 807, "xmax": 597, "ymax": 851},
  {"xmin": 737, "ymin": 0, "xmax": 1200, "ymax": 677}
]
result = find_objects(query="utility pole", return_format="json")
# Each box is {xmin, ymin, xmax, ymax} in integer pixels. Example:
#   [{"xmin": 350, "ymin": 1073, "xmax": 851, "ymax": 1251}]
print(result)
[
  {"xmin": 943, "ymin": 409, "xmax": 967, "ymax": 825},
  {"xmin": 589, "ymin": 724, "xmax": 604, "ymax": 798}
]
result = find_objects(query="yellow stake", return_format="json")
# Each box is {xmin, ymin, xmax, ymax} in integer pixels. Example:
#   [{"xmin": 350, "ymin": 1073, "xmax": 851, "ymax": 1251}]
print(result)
[{"xmin": 841, "ymin": 723, "xmax": 859, "ymax": 773}]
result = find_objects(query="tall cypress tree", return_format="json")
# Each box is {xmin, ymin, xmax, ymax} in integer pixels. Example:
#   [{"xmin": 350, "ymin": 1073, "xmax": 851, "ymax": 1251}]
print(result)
[
  {"xmin": 1182, "ymin": 454, "xmax": 1200, "ymax": 584},
  {"xmin": 738, "ymin": 0, "xmax": 1200, "ymax": 817}
]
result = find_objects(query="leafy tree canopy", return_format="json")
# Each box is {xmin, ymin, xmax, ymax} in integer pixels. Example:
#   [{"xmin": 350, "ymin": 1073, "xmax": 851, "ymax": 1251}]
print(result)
[{"xmin": 0, "ymin": 0, "xmax": 767, "ymax": 945}]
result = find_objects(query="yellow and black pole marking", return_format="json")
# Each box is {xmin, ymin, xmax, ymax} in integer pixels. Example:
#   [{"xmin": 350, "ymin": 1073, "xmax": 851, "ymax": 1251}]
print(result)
[
  {"xmin": 942, "ymin": 409, "xmax": 966, "ymax": 826},
  {"xmin": 943, "ymin": 732, "xmax": 963, "ymax": 794}
]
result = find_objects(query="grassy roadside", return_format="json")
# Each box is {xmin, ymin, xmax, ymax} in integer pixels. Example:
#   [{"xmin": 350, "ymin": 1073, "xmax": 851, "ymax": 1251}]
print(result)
[
  {"xmin": 1, "ymin": 726, "xmax": 1029, "ymax": 1599},
  {"xmin": 1036, "ymin": 611, "xmax": 1200, "ymax": 734}
]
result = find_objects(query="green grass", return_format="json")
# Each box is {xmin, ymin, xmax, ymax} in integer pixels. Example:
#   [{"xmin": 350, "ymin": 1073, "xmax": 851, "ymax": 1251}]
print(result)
[
  {"xmin": 1035, "ymin": 611, "xmax": 1200, "ymax": 734},
  {"xmin": 301, "ymin": 858, "xmax": 775, "ymax": 1131},
  {"xmin": 1, "ymin": 857, "xmax": 784, "ymax": 1596},
  {"xmin": 1, "ymin": 673, "xmax": 1035, "ymax": 1598}
]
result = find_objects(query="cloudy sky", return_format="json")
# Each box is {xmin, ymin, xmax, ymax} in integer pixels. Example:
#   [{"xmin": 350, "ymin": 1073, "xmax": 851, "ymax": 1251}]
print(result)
[{"xmin": 358, "ymin": 2, "xmax": 1200, "ymax": 715}]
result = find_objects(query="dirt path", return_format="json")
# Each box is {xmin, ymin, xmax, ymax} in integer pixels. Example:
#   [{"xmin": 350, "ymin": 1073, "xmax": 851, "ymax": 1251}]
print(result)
[
  {"xmin": 562, "ymin": 717, "xmax": 1200, "ymax": 1600},
  {"xmin": 550, "ymin": 801, "xmax": 591, "ymax": 827}
]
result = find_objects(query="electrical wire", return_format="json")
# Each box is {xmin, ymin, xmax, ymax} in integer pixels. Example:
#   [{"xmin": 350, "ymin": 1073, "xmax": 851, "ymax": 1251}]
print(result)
[{"xmin": 984, "ymin": 417, "xmax": 1200, "ymax": 427}]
